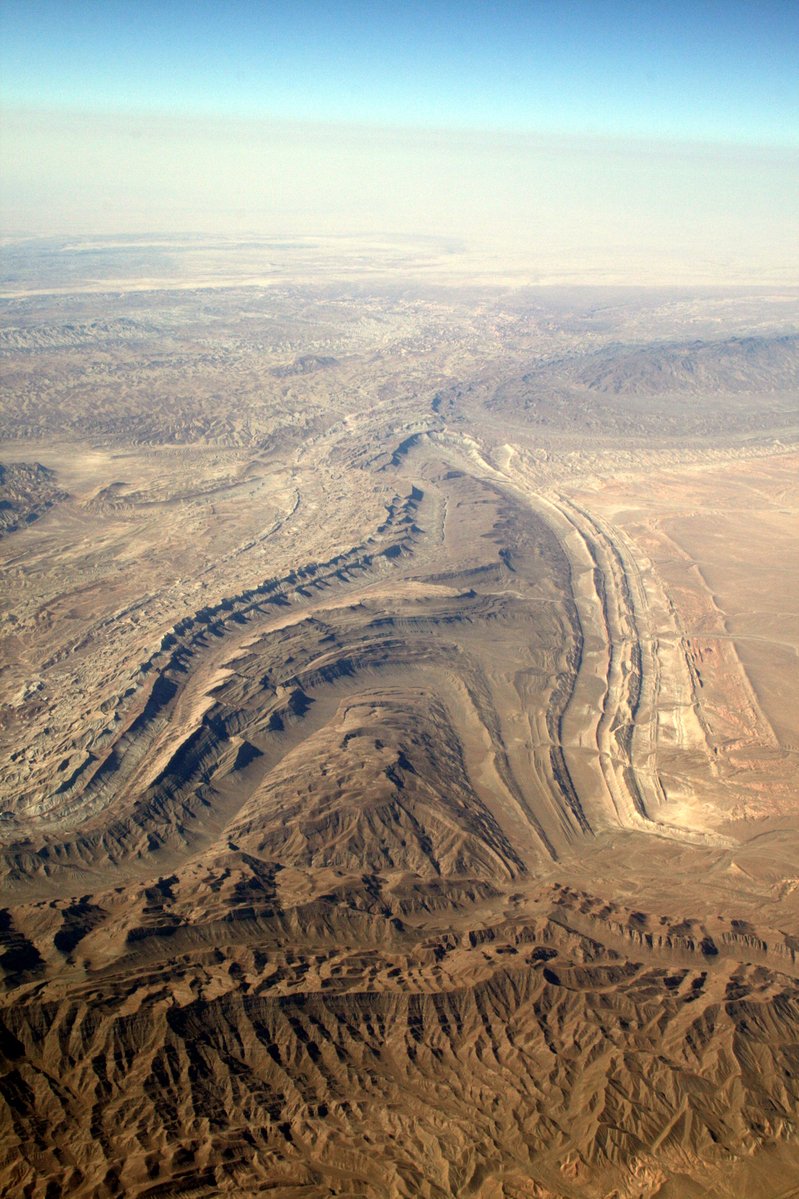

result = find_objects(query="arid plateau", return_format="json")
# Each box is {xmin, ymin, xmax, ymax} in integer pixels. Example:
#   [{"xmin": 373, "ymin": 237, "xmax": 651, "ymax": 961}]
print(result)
[{"xmin": 1, "ymin": 235, "xmax": 798, "ymax": 1199}]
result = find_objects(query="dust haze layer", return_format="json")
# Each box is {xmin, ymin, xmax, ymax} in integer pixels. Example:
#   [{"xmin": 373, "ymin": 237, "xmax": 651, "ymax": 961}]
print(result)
[{"xmin": 1, "ymin": 236, "xmax": 799, "ymax": 1199}]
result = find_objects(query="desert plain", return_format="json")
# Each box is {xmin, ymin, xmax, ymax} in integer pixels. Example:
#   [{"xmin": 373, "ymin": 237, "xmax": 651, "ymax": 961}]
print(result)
[{"xmin": 0, "ymin": 235, "xmax": 798, "ymax": 1198}]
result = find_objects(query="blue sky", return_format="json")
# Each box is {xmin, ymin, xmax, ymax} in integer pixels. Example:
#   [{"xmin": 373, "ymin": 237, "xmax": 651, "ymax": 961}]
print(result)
[
  {"xmin": 1, "ymin": 0, "xmax": 797, "ymax": 145},
  {"xmin": 1, "ymin": 1, "xmax": 797, "ymax": 281}
]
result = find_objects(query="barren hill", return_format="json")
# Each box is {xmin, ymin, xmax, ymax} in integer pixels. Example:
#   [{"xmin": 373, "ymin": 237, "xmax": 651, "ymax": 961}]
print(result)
[{"xmin": 1, "ymin": 243, "xmax": 798, "ymax": 1197}]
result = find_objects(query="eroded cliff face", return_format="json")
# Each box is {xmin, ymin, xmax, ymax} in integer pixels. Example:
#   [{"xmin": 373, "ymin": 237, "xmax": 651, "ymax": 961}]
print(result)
[{"xmin": 2, "ymin": 269, "xmax": 799, "ymax": 1197}]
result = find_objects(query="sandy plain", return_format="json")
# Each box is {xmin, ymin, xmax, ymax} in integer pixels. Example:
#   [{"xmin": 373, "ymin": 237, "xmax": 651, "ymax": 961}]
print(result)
[{"xmin": 1, "ymin": 235, "xmax": 798, "ymax": 1198}]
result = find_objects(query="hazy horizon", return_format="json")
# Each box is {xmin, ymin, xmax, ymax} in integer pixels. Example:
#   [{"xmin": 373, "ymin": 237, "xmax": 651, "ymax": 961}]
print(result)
[
  {"xmin": 3, "ymin": 8, "xmax": 799, "ymax": 1196},
  {"xmin": 1, "ymin": 2, "xmax": 797, "ymax": 283}
]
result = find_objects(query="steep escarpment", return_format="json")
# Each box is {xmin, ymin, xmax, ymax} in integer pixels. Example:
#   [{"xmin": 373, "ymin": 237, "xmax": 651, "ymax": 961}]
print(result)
[
  {"xmin": 2, "ymin": 272, "xmax": 799, "ymax": 1197},
  {"xmin": 0, "ymin": 466, "xmax": 585, "ymax": 890}
]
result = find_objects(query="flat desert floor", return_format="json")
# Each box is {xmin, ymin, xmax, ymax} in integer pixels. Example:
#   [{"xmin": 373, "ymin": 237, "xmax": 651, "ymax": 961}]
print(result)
[{"xmin": 1, "ymin": 235, "xmax": 798, "ymax": 1198}]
